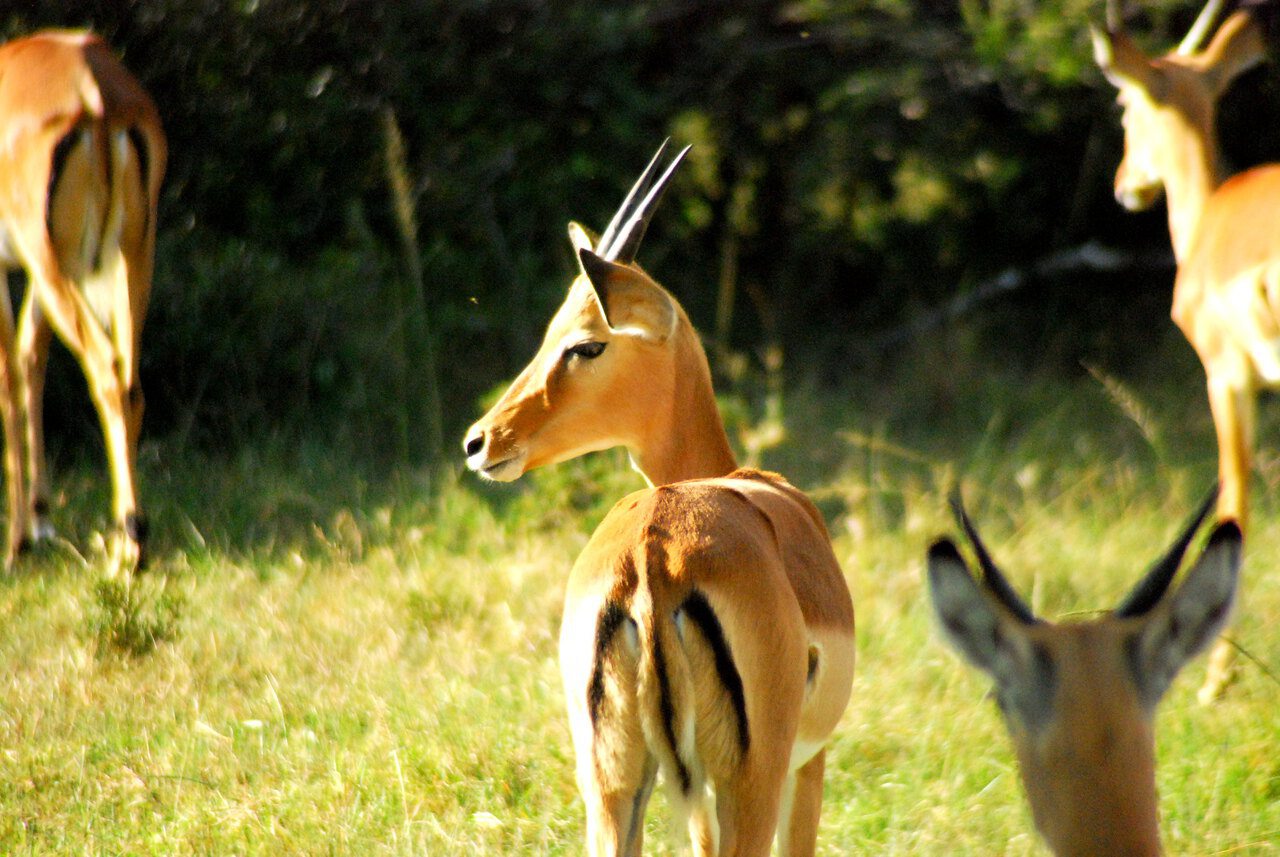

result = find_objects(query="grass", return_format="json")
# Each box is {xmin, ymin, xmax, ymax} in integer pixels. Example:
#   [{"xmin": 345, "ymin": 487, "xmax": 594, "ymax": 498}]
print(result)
[{"xmin": 1, "ymin": 351, "xmax": 1279, "ymax": 854}]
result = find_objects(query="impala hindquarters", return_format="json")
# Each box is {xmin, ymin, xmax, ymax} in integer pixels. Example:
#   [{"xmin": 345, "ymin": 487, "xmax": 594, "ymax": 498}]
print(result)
[
  {"xmin": 0, "ymin": 30, "xmax": 165, "ymax": 571},
  {"xmin": 562, "ymin": 474, "xmax": 853, "ymax": 857}
]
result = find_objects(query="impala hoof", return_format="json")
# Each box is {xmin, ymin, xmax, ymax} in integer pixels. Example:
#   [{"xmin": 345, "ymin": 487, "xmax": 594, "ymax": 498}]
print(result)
[{"xmin": 107, "ymin": 513, "xmax": 149, "ymax": 575}]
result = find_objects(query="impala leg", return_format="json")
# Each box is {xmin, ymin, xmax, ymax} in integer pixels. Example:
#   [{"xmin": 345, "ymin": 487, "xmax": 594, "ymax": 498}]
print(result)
[
  {"xmin": 82, "ymin": 327, "xmax": 143, "ymax": 574},
  {"xmin": 0, "ymin": 282, "xmax": 28, "ymax": 565},
  {"xmin": 776, "ymin": 749, "xmax": 825, "ymax": 857},
  {"xmin": 577, "ymin": 757, "xmax": 656, "ymax": 857},
  {"xmin": 563, "ymin": 606, "xmax": 656, "ymax": 857},
  {"xmin": 1207, "ymin": 372, "xmax": 1253, "ymax": 527},
  {"xmin": 24, "ymin": 256, "xmax": 144, "ymax": 574},
  {"xmin": 688, "ymin": 800, "xmax": 717, "ymax": 856},
  {"xmin": 715, "ymin": 761, "xmax": 790, "ymax": 857},
  {"xmin": 16, "ymin": 294, "xmax": 54, "ymax": 545},
  {"xmin": 1199, "ymin": 371, "xmax": 1253, "ymax": 703}
]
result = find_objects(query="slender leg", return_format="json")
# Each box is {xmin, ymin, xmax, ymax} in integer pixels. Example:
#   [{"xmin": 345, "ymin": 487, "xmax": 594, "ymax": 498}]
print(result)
[
  {"xmin": 714, "ymin": 747, "xmax": 795, "ymax": 857},
  {"xmin": 563, "ymin": 603, "xmax": 655, "ymax": 857},
  {"xmin": 0, "ymin": 272, "xmax": 28, "ymax": 564},
  {"xmin": 22, "ymin": 249, "xmax": 142, "ymax": 574},
  {"xmin": 15, "ymin": 293, "xmax": 54, "ymax": 544},
  {"xmin": 776, "ymin": 750, "xmax": 825, "ymax": 857},
  {"xmin": 688, "ymin": 799, "xmax": 717, "ymax": 857},
  {"xmin": 1199, "ymin": 370, "xmax": 1253, "ymax": 703}
]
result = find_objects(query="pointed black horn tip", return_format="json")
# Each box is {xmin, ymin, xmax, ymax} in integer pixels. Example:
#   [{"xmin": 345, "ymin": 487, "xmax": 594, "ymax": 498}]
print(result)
[
  {"xmin": 944, "ymin": 488, "xmax": 1040, "ymax": 625},
  {"xmin": 606, "ymin": 142, "xmax": 690, "ymax": 264},
  {"xmin": 948, "ymin": 488, "xmax": 985, "ymax": 550},
  {"xmin": 595, "ymin": 139, "xmax": 674, "ymax": 256},
  {"xmin": 946, "ymin": 486, "xmax": 966, "ymax": 524},
  {"xmin": 1114, "ymin": 482, "xmax": 1223, "ymax": 618},
  {"xmin": 1185, "ymin": 480, "xmax": 1220, "ymax": 538}
]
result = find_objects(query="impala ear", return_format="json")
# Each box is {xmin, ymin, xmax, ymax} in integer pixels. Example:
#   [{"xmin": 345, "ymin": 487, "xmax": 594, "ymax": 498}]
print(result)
[
  {"xmin": 568, "ymin": 221, "xmax": 597, "ymax": 255},
  {"xmin": 578, "ymin": 248, "xmax": 676, "ymax": 343},
  {"xmin": 1200, "ymin": 11, "xmax": 1268, "ymax": 98},
  {"xmin": 1131, "ymin": 521, "xmax": 1241, "ymax": 706},
  {"xmin": 927, "ymin": 540, "xmax": 1056, "ymax": 729},
  {"xmin": 1092, "ymin": 25, "xmax": 1166, "ymax": 97}
]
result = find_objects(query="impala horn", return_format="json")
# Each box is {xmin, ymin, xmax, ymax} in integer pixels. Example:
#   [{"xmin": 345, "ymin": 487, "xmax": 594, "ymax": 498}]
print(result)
[
  {"xmin": 1115, "ymin": 483, "xmax": 1219, "ymax": 617},
  {"xmin": 597, "ymin": 139, "xmax": 690, "ymax": 265},
  {"xmin": 949, "ymin": 490, "xmax": 1039, "ymax": 625},
  {"xmin": 1177, "ymin": 0, "xmax": 1227, "ymax": 54}
]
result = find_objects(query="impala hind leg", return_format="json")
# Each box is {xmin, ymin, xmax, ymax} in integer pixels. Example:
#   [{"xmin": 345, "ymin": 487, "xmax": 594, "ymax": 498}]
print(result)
[
  {"xmin": 578, "ymin": 755, "xmax": 657, "ymax": 857},
  {"xmin": 776, "ymin": 749, "xmax": 825, "ymax": 857},
  {"xmin": 714, "ymin": 766, "xmax": 790, "ymax": 857},
  {"xmin": 564, "ymin": 603, "xmax": 658, "ymax": 857},
  {"xmin": 0, "ymin": 285, "xmax": 29, "ymax": 565},
  {"xmin": 16, "ymin": 295, "xmax": 54, "ymax": 546},
  {"xmin": 1199, "ymin": 371, "xmax": 1254, "ymax": 703},
  {"xmin": 23, "ymin": 257, "xmax": 144, "ymax": 574}
]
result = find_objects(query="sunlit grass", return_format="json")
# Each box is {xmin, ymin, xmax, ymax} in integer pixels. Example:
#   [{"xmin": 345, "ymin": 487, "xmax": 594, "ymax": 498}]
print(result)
[{"xmin": 0, "ymin": 366, "xmax": 1278, "ymax": 854}]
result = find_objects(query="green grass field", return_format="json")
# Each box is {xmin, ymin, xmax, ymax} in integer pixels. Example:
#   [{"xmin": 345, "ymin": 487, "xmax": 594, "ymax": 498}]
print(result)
[{"xmin": 1, "ymin": 354, "xmax": 1278, "ymax": 855}]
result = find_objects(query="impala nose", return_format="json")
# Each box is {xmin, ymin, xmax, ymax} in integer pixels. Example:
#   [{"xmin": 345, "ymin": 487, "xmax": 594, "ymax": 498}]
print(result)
[{"xmin": 464, "ymin": 430, "xmax": 485, "ymax": 459}]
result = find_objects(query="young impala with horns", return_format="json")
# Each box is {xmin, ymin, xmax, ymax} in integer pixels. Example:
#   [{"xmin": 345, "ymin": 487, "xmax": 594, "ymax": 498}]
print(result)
[
  {"xmin": 1092, "ymin": 0, "xmax": 1275, "ymax": 699},
  {"xmin": 464, "ymin": 142, "xmax": 855, "ymax": 856},
  {"xmin": 0, "ymin": 31, "xmax": 165, "ymax": 571},
  {"xmin": 929, "ymin": 490, "xmax": 1240, "ymax": 856}
]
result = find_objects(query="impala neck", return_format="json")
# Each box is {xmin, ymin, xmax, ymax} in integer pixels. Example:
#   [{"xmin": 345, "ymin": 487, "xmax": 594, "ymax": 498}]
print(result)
[
  {"xmin": 1161, "ymin": 117, "xmax": 1220, "ymax": 263},
  {"xmin": 630, "ymin": 318, "xmax": 737, "ymax": 486}
]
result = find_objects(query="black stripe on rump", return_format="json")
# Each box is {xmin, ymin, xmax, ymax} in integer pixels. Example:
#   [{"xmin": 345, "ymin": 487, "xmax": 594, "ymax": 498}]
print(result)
[
  {"xmin": 651, "ymin": 630, "xmax": 692, "ymax": 794},
  {"xmin": 588, "ymin": 601, "xmax": 630, "ymax": 729},
  {"xmin": 680, "ymin": 590, "xmax": 750, "ymax": 755}
]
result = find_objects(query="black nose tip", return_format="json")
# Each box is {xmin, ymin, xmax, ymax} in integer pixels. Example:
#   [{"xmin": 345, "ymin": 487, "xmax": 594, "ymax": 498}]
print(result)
[{"xmin": 464, "ymin": 433, "xmax": 484, "ymax": 458}]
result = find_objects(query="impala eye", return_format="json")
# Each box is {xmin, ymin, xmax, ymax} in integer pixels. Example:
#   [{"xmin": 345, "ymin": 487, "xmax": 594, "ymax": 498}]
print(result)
[{"xmin": 565, "ymin": 341, "xmax": 606, "ymax": 360}]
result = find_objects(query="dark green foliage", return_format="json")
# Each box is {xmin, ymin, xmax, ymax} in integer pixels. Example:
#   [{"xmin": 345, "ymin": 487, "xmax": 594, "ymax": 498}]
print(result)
[{"xmin": 5, "ymin": 1, "xmax": 1279, "ymax": 472}]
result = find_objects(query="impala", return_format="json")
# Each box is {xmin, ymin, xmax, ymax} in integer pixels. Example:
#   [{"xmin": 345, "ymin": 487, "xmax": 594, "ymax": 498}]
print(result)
[
  {"xmin": 0, "ymin": 30, "xmax": 165, "ymax": 571},
  {"xmin": 464, "ymin": 142, "xmax": 855, "ymax": 856},
  {"xmin": 928, "ymin": 490, "xmax": 1240, "ymax": 856},
  {"xmin": 1092, "ymin": 0, "xmax": 1273, "ymax": 700}
]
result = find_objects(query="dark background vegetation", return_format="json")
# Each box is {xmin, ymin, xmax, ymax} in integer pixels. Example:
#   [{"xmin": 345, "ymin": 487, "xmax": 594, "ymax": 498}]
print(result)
[{"xmin": 5, "ymin": 0, "xmax": 1280, "ymax": 476}]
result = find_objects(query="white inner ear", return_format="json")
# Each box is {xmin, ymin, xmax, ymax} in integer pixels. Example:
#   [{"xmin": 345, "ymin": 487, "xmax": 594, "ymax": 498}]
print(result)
[{"xmin": 611, "ymin": 317, "xmax": 676, "ymax": 344}]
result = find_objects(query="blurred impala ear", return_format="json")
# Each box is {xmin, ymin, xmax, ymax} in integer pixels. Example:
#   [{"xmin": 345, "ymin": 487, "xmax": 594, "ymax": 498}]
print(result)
[
  {"xmin": 1092, "ymin": 25, "xmax": 1165, "ymax": 96},
  {"xmin": 1131, "ymin": 521, "xmax": 1241, "ymax": 706},
  {"xmin": 926, "ymin": 539, "xmax": 1055, "ymax": 729},
  {"xmin": 578, "ymin": 248, "xmax": 676, "ymax": 342},
  {"xmin": 1200, "ymin": 11, "xmax": 1268, "ymax": 98}
]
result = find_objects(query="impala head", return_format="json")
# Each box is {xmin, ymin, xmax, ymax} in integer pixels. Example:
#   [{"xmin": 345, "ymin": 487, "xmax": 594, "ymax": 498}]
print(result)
[
  {"xmin": 464, "ymin": 141, "xmax": 712, "ymax": 483},
  {"xmin": 1092, "ymin": 0, "xmax": 1267, "ymax": 211},
  {"xmin": 928, "ymin": 488, "xmax": 1240, "ymax": 856}
]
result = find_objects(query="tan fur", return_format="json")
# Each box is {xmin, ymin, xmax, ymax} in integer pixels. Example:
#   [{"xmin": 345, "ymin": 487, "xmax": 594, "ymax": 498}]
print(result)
[
  {"xmin": 929, "ymin": 514, "xmax": 1240, "ymax": 856},
  {"xmin": 0, "ymin": 30, "xmax": 165, "ymax": 571},
  {"xmin": 1006, "ymin": 623, "xmax": 1162, "ymax": 857},
  {"xmin": 466, "ymin": 228, "xmax": 855, "ymax": 854},
  {"xmin": 1093, "ymin": 6, "xmax": 1274, "ymax": 699}
]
